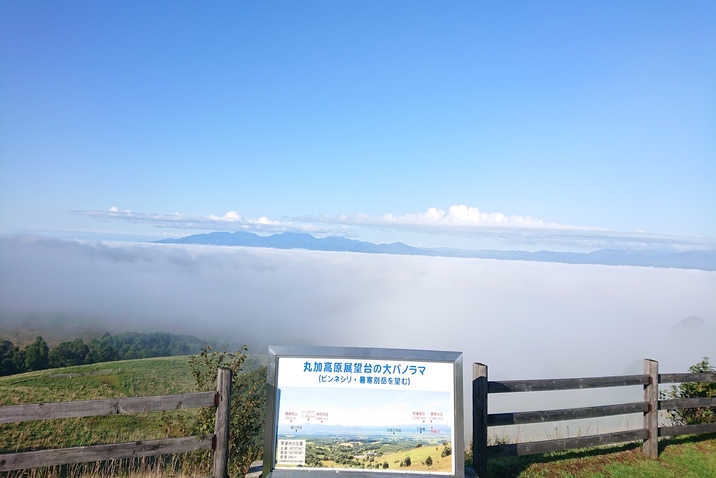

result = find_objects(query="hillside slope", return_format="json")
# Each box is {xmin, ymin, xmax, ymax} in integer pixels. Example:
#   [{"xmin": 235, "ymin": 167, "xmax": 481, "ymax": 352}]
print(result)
[{"xmin": 0, "ymin": 355, "xmax": 262, "ymax": 455}]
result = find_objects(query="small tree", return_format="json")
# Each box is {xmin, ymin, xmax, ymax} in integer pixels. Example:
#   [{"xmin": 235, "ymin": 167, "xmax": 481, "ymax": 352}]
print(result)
[
  {"xmin": 401, "ymin": 456, "xmax": 411, "ymax": 467},
  {"xmin": 425, "ymin": 456, "xmax": 433, "ymax": 467},
  {"xmin": 662, "ymin": 357, "xmax": 716, "ymax": 425},
  {"xmin": 49, "ymin": 339, "xmax": 90, "ymax": 368},
  {"xmin": 87, "ymin": 333, "xmax": 118, "ymax": 363},
  {"xmin": 12, "ymin": 348, "xmax": 26, "ymax": 373},
  {"xmin": 0, "ymin": 339, "xmax": 18, "ymax": 376},
  {"xmin": 24, "ymin": 336, "xmax": 49, "ymax": 371}
]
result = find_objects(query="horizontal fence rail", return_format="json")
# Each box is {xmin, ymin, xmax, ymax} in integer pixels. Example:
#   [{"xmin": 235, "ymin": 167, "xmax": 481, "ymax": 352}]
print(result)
[
  {"xmin": 487, "ymin": 401, "xmax": 649, "ymax": 427},
  {"xmin": 487, "ymin": 429, "xmax": 649, "ymax": 458},
  {"xmin": 472, "ymin": 359, "xmax": 716, "ymax": 478},
  {"xmin": 487, "ymin": 374, "xmax": 648, "ymax": 393},
  {"xmin": 658, "ymin": 423, "xmax": 716, "ymax": 437},
  {"xmin": 0, "ymin": 391, "xmax": 217, "ymax": 424},
  {"xmin": 0, "ymin": 368, "xmax": 232, "ymax": 477},
  {"xmin": 0, "ymin": 436, "xmax": 214, "ymax": 471},
  {"xmin": 659, "ymin": 397, "xmax": 716, "ymax": 410},
  {"xmin": 659, "ymin": 372, "xmax": 716, "ymax": 384}
]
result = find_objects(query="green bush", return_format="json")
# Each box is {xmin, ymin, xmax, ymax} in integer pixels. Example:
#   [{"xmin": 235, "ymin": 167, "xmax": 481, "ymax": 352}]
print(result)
[
  {"xmin": 662, "ymin": 357, "xmax": 716, "ymax": 425},
  {"xmin": 172, "ymin": 345, "xmax": 267, "ymax": 477}
]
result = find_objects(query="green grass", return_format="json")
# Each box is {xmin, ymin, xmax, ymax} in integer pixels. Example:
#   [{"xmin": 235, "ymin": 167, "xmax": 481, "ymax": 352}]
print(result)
[
  {"xmin": 3, "ymin": 358, "xmax": 714, "ymax": 477},
  {"xmin": 0, "ymin": 356, "xmax": 199, "ymax": 454},
  {"xmin": 379, "ymin": 444, "xmax": 452, "ymax": 472},
  {"xmin": 0, "ymin": 356, "xmax": 195, "ymax": 406},
  {"xmin": 0, "ymin": 354, "xmax": 265, "ymax": 457},
  {"xmin": 482, "ymin": 433, "xmax": 716, "ymax": 477}
]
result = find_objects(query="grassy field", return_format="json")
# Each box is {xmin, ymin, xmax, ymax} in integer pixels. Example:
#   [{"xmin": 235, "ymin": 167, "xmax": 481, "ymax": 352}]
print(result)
[
  {"xmin": 379, "ymin": 443, "xmax": 452, "ymax": 472},
  {"xmin": 481, "ymin": 433, "xmax": 716, "ymax": 477},
  {"xmin": 0, "ymin": 356, "xmax": 196, "ymax": 405},
  {"xmin": 2, "ymin": 357, "xmax": 714, "ymax": 477},
  {"xmin": 0, "ymin": 356, "xmax": 201, "ymax": 455}
]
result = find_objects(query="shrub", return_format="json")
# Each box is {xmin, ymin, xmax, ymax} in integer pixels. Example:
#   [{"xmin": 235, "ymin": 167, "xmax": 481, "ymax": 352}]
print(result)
[
  {"xmin": 662, "ymin": 357, "xmax": 716, "ymax": 425},
  {"xmin": 182, "ymin": 345, "xmax": 267, "ymax": 477}
]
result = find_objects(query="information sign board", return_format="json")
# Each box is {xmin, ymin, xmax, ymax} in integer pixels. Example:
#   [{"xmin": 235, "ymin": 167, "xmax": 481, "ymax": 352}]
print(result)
[{"xmin": 263, "ymin": 346, "xmax": 463, "ymax": 478}]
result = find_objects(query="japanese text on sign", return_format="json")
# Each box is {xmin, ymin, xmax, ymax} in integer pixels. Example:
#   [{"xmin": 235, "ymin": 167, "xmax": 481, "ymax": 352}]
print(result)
[
  {"xmin": 304, "ymin": 361, "xmax": 426, "ymax": 375},
  {"xmin": 277, "ymin": 357, "xmax": 455, "ymax": 393},
  {"xmin": 276, "ymin": 439, "xmax": 306, "ymax": 465}
]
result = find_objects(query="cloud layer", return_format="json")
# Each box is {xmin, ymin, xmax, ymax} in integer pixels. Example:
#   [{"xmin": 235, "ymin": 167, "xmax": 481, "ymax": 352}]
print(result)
[
  {"xmin": 1, "ymin": 235, "xmax": 714, "ymax": 437},
  {"xmin": 74, "ymin": 205, "xmax": 716, "ymax": 251}
]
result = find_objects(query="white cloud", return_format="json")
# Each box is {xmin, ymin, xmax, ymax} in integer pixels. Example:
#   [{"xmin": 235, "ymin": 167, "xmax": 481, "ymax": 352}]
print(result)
[
  {"xmin": 108, "ymin": 206, "xmax": 131, "ymax": 213},
  {"xmin": 73, "ymin": 205, "xmax": 716, "ymax": 251},
  {"xmin": 75, "ymin": 208, "xmax": 335, "ymax": 235},
  {"xmin": 311, "ymin": 205, "xmax": 580, "ymax": 230},
  {"xmin": 377, "ymin": 205, "xmax": 550, "ymax": 228},
  {"xmin": 207, "ymin": 210, "xmax": 281, "ymax": 227},
  {"xmin": 78, "ymin": 205, "xmax": 567, "ymax": 232},
  {"xmin": 210, "ymin": 210, "xmax": 243, "ymax": 221},
  {"xmin": 1, "ymin": 236, "xmax": 714, "ymax": 439}
]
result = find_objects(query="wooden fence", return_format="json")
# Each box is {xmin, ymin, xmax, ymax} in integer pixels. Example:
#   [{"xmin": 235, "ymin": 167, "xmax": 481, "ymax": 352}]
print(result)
[
  {"xmin": 471, "ymin": 359, "xmax": 716, "ymax": 477},
  {"xmin": 0, "ymin": 367, "xmax": 232, "ymax": 478}
]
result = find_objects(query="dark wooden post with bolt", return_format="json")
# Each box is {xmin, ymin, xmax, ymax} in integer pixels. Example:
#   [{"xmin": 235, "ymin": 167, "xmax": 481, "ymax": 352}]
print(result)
[
  {"xmin": 473, "ymin": 363, "xmax": 488, "ymax": 478},
  {"xmin": 643, "ymin": 359, "xmax": 659, "ymax": 459},
  {"xmin": 213, "ymin": 367, "xmax": 232, "ymax": 478}
]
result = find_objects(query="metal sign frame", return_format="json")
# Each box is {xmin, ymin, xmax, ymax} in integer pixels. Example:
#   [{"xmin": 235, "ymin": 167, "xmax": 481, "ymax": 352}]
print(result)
[{"xmin": 263, "ymin": 345, "xmax": 464, "ymax": 478}]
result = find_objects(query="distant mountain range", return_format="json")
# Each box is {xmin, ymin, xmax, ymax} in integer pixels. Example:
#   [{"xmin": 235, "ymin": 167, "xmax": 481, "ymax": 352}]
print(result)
[{"xmin": 156, "ymin": 231, "xmax": 716, "ymax": 271}]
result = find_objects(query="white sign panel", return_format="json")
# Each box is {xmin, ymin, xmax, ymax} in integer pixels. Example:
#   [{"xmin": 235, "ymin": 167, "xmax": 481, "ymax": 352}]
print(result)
[{"xmin": 273, "ymin": 355, "xmax": 457, "ymax": 474}]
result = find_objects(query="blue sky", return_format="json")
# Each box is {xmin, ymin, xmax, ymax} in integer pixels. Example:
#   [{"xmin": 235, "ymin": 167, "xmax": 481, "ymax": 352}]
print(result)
[
  {"xmin": 2, "ymin": 3, "xmax": 714, "ymax": 436},
  {"xmin": 1, "ymin": 1, "xmax": 714, "ymax": 251}
]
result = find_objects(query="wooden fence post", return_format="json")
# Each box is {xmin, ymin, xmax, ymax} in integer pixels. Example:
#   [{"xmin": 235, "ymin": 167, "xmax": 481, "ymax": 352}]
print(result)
[
  {"xmin": 213, "ymin": 367, "xmax": 232, "ymax": 478},
  {"xmin": 473, "ymin": 363, "xmax": 488, "ymax": 478},
  {"xmin": 643, "ymin": 359, "xmax": 659, "ymax": 459}
]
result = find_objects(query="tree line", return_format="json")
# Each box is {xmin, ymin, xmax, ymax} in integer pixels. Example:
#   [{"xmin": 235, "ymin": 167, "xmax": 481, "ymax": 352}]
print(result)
[{"xmin": 0, "ymin": 331, "xmax": 208, "ymax": 376}]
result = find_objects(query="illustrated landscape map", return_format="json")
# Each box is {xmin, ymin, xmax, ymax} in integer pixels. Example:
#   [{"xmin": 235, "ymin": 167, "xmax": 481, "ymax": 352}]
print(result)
[{"xmin": 274, "ymin": 357, "xmax": 456, "ymax": 474}]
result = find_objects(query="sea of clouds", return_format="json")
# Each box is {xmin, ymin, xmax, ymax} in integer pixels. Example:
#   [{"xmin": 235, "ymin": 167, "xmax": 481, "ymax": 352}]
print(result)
[{"xmin": 1, "ymin": 235, "xmax": 714, "ymax": 439}]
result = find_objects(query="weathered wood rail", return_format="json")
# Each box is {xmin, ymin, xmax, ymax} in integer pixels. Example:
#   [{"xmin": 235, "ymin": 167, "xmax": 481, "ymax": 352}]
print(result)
[
  {"xmin": 472, "ymin": 359, "xmax": 716, "ymax": 477},
  {"xmin": 0, "ymin": 367, "xmax": 233, "ymax": 478}
]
